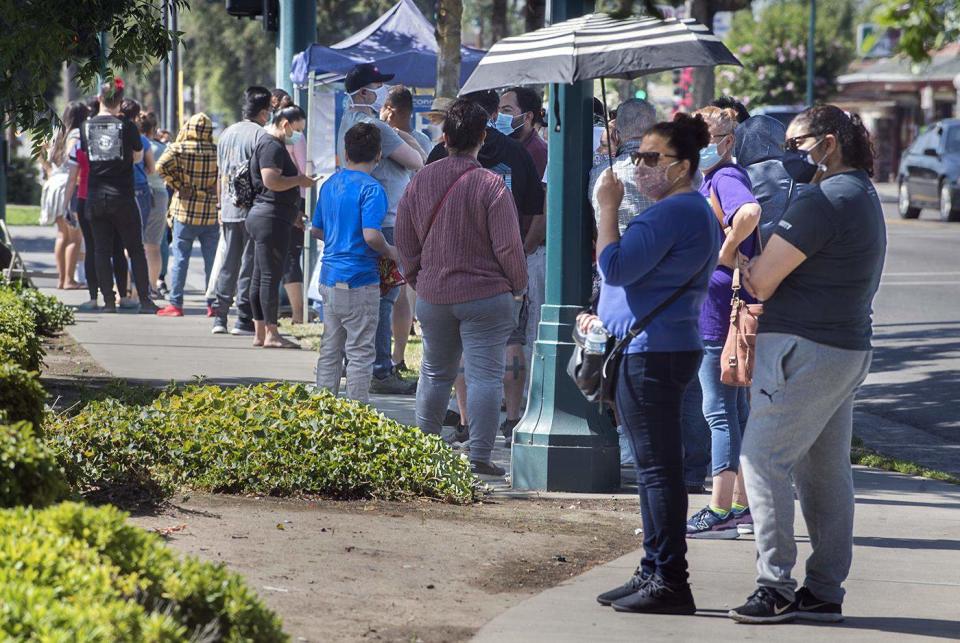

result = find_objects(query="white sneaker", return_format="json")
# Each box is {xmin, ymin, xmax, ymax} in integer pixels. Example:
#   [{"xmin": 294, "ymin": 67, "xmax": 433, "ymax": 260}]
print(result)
[
  {"xmin": 211, "ymin": 323, "xmax": 228, "ymax": 335},
  {"xmin": 230, "ymin": 326, "xmax": 255, "ymax": 336}
]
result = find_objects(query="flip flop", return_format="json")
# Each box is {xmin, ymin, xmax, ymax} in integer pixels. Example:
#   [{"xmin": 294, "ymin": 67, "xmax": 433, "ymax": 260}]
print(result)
[{"xmin": 263, "ymin": 338, "xmax": 301, "ymax": 350}]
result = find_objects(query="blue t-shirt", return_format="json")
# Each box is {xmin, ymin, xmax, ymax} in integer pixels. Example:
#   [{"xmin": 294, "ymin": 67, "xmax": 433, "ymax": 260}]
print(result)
[
  {"xmin": 312, "ymin": 169, "xmax": 388, "ymax": 288},
  {"xmin": 698, "ymin": 163, "xmax": 759, "ymax": 341},
  {"xmin": 598, "ymin": 191, "xmax": 722, "ymax": 353},
  {"xmin": 133, "ymin": 134, "xmax": 151, "ymax": 187}
]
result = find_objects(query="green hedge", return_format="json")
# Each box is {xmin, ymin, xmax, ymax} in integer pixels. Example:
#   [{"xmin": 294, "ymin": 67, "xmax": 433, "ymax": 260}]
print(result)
[
  {"xmin": 49, "ymin": 382, "xmax": 479, "ymax": 504},
  {"xmin": 0, "ymin": 360, "xmax": 44, "ymax": 430},
  {"xmin": 0, "ymin": 502, "xmax": 286, "ymax": 641},
  {"xmin": 0, "ymin": 290, "xmax": 43, "ymax": 372},
  {"xmin": 0, "ymin": 422, "xmax": 66, "ymax": 508},
  {"xmin": 0, "ymin": 277, "xmax": 75, "ymax": 336}
]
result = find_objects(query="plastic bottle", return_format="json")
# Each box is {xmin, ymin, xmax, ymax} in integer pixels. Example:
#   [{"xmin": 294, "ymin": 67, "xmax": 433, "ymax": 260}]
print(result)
[{"xmin": 584, "ymin": 321, "xmax": 608, "ymax": 355}]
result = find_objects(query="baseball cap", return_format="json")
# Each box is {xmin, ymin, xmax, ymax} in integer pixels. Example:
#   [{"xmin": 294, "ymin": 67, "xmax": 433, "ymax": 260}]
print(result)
[{"xmin": 344, "ymin": 63, "xmax": 395, "ymax": 93}]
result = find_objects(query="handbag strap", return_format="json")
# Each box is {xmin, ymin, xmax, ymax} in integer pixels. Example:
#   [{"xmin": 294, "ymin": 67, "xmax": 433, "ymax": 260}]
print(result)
[{"xmin": 422, "ymin": 165, "xmax": 481, "ymax": 245}]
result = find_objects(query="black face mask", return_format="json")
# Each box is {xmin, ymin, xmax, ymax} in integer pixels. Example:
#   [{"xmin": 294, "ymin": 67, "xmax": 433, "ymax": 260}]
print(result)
[{"xmin": 782, "ymin": 139, "xmax": 826, "ymax": 183}]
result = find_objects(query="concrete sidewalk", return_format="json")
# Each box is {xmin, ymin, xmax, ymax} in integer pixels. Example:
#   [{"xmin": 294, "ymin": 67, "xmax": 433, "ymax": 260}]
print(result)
[{"xmin": 476, "ymin": 467, "xmax": 960, "ymax": 641}]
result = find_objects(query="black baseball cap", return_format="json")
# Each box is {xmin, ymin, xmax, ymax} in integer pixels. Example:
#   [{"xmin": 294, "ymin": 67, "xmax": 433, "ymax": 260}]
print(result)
[{"xmin": 344, "ymin": 63, "xmax": 395, "ymax": 93}]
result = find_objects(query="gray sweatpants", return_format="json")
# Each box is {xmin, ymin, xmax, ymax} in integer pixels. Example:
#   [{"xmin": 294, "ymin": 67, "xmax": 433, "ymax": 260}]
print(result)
[
  {"xmin": 741, "ymin": 333, "xmax": 871, "ymax": 604},
  {"xmin": 315, "ymin": 283, "xmax": 380, "ymax": 404},
  {"xmin": 416, "ymin": 293, "xmax": 519, "ymax": 464}
]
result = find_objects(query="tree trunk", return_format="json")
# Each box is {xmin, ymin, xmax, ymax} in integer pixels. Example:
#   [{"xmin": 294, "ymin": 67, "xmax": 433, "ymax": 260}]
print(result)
[
  {"xmin": 492, "ymin": 0, "xmax": 508, "ymax": 43},
  {"xmin": 436, "ymin": 0, "xmax": 463, "ymax": 98},
  {"xmin": 525, "ymin": 0, "xmax": 545, "ymax": 32},
  {"xmin": 686, "ymin": 0, "xmax": 716, "ymax": 109}
]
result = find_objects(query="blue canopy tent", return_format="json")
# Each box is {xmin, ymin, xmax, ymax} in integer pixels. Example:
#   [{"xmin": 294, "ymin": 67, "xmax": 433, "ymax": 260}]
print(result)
[{"xmin": 290, "ymin": 0, "xmax": 486, "ymax": 88}]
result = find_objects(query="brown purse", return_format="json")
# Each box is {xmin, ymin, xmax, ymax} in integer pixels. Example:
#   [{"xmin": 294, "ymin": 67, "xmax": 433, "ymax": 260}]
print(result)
[{"xmin": 709, "ymin": 189, "xmax": 764, "ymax": 387}]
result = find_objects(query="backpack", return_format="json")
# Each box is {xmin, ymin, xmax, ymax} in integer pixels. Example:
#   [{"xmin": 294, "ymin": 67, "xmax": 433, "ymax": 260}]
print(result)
[{"xmin": 228, "ymin": 162, "xmax": 255, "ymax": 209}]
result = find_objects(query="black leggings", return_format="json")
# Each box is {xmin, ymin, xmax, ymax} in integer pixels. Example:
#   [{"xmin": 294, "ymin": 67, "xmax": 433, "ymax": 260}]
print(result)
[
  {"xmin": 87, "ymin": 192, "xmax": 151, "ymax": 303},
  {"xmin": 77, "ymin": 198, "xmax": 127, "ymax": 300},
  {"xmin": 245, "ymin": 210, "xmax": 292, "ymax": 325}
]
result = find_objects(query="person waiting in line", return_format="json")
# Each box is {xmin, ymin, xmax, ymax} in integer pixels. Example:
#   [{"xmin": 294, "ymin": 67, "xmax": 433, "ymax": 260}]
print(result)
[
  {"xmin": 588, "ymin": 113, "xmax": 720, "ymax": 615},
  {"xmin": 711, "ymin": 96, "xmax": 751, "ymax": 124},
  {"xmin": 246, "ymin": 104, "xmax": 315, "ymax": 348},
  {"xmin": 43, "ymin": 101, "xmax": 87, "ymax": 291},
  {"xmin": 682, "ymin": 105, "xmax": 762, "ymax": 540},
  {"xmin": 210, "ymin": 86, "xmax": 271, "ymax": 336},
  {"xmin": 729, "ymin": 106, "xmax": 885, "ymax": 625},
  {"xmin": 339, "ymin": 63, "xmax": 425, "ymax": 395},
  {"xmin": 137, "ymin": 111, "xmax": 171, "ymax": 296},
  {"xmin": 396, "ymin": 99, "xmax": 527, "ymax": 478},
  {"xmin": 380, "ymin": 86, "xmax": 431, "ymax": 375},
  {"xmin": 79, "ymin": 78, "xmax": 158, "ymax": 314},
  {"xmin": 155, "ymin": 113, "xmax": 220, "ymax": 317},
  {"xmin": 734, "ymin": 115, "xmax": 794, "ymax": 244},
  {"xmin": 119, "ymin": 99, "xmax": 157, "ymax": 302},
  {"xmin": 313, "ymin": 123, "xmax": 396, "ymax": 403}
]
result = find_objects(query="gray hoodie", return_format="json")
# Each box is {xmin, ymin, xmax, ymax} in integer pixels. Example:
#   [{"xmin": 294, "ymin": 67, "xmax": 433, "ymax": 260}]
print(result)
[{"xmin": 734, "ymin": 116, "xmax": 794, "ymax": 245}]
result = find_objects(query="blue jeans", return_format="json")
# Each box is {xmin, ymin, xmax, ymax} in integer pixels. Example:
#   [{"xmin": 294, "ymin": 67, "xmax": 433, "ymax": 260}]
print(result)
[
  {"xmin": 700, "ymin": 340, "xmax": 750, "ymax": 476},
  {"xmin": 681, "ymin": 366, "xmax": 711, "ymax": 487},
  {"xmin": 616, "ymin": 350, "xmax": 702, "ymax": 587},
  {"xmin": 374, "ymin": 226, "xmax": 399, "ymax": 377},
  {"xmin": 168, "ymin": 220, "xmax": 220, "ymax": 307},
  {"xmin": 134, "ymin": 184, "xmax": 152, "ymax": 232}
]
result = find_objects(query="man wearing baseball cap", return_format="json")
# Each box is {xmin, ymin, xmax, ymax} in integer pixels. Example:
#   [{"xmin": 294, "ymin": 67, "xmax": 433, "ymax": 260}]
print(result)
[{"xmin": 337, "ymin": 63, "xmax": 425, "ymax": 395}]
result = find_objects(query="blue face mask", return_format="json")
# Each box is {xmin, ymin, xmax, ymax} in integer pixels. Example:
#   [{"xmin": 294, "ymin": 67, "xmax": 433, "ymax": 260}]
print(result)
[
  {"xmin": 286, "ymin": 130, "xmax": 303, "ymax": 146},
  {"xmin": 699, "ymin": 143, "xmax": 722, "ymax": 170},
  {"xmin": 492, "ymin": 113, "xmax": 518, "ymax": 136}
]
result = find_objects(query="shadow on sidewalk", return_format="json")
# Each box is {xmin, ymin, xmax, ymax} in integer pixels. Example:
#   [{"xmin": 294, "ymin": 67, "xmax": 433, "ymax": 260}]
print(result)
[
  {"xmin": 836, "ymin": 616, "xmax": 960, "ymax": 639},
  {"xmin": 853, "ymin": 536, "xmax": 960, "ymax": 551}
]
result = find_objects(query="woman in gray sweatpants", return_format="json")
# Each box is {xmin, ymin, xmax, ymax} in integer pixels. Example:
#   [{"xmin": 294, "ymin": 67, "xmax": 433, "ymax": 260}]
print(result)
[{"xmin": 728, "ymin": 105, "xmax": 887, "ymax": 625}]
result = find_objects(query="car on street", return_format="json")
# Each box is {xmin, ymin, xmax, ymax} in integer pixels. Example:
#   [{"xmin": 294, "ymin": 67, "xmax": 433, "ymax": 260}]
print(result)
[{"xmin": 897, "ymin": 119, "xmax": 960, "ymax": 222}]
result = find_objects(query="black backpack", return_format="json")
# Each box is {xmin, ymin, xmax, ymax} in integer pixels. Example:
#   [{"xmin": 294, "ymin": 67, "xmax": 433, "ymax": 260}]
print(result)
[{"xmin": 228, "ymin": 162, "xmax": 256, "ymax": 209}]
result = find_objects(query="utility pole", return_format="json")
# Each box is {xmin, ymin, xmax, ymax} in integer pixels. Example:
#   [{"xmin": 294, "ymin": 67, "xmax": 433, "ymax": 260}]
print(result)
[
  {"xmin": 276, "ymin": 0, "xmax": 315, "ymax": 95},
  {"xmin": 163, "ymin": 1, "xmax": 181, "ymax": 135},
  {"xmin": 512, "ymin": 0, "xmax": 620, "ymax": 492},
  {"xmin": 806, "ymin": 0, "xmax": 816, "ymax": 107}
]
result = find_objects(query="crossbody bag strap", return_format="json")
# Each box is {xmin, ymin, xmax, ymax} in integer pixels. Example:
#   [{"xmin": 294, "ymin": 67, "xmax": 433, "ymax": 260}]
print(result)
[{"xmin": 422, "ymin": 165, "xmax": 481, "ymax": 245}]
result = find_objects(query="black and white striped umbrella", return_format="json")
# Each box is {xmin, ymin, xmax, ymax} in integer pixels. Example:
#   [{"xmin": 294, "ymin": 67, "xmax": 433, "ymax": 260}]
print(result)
[{"xmin": 459, "ymin": 13, "xmax": 741, "ymax": 95}]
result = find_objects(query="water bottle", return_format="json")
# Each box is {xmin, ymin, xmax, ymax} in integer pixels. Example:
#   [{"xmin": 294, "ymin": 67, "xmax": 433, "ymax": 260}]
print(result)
[{"xmin": 584, "ymin": 321, "xmax": 608, "ymax": 355}]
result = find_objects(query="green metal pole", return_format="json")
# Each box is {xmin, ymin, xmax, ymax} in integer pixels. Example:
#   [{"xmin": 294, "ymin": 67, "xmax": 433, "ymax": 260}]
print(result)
[
  {"xmin": 0, "ymin": 140, "xmax": 7, "ymax": 222},
  {"xmin": 512, "ymin": 0, "xmax": 620, "ymax": 492},
  {"xmin": 806, "ymin": 0, "xmax": 816, "ymax": 107},
  {"xmin": 276, "ymin": 0, "xmax": 315, "ymax": 94}
]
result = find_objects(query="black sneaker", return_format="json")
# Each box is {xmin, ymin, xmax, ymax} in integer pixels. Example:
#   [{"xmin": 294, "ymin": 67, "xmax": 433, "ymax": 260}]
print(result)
[
  {"xmin": 453, "ymin": 424, "xmax": 469, "ymax": 444},
  {"xmin": 157, "ymin": 280, "xmax": 170, "ymax": 298},
  {"xmin": 597, "ymin": 567, "xmax": 652, "ymax": 606},
  {"xmin": 442, "ymin": 409, "xmax": 461, "ymax": 427},
  {"xmin": 101, "ymin": 301, "xmax": 117, "ymax": 314},
  {"xmin": 611, "ymin": 574, "xmax": 696, "ymax": 615},
  {"xmin": 729, "ymin": 586, "xmax": 797, "ymax": 624},
  {"xmin": 500, "ymin": 418, "xmax": 520, "ymax": 447},
  {"xmin": 138, "ymin": 300, "xmax": 160, "ymax": 315},
  {"xmin": 470, "ymin": 460, "xmax": 506, "ymax": 477},
  {"xmin": 795, "ymin": 587, "xmax": 843, "ymax": 622}
]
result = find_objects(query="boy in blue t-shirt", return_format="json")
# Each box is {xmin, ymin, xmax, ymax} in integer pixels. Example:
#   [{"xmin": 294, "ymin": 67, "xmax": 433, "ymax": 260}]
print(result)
[{"xmin": 311, "ymin": 122, "xmax": 396, "ymax": 403}]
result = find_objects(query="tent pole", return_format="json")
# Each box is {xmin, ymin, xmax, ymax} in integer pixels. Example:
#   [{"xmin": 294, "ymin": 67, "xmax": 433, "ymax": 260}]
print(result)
[{"xmin": 303, "ymin": 70, "xmax": 317, "ymax": 323}]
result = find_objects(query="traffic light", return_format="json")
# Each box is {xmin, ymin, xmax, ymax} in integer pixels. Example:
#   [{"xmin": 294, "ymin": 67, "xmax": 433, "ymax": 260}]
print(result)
[
  {"xmin": 225, "ymin": 0, "xmax": 278, "ymax": 32},
  {"xmin": 634, "ymin": 89, "xmax": 647, "ymax": 100}
]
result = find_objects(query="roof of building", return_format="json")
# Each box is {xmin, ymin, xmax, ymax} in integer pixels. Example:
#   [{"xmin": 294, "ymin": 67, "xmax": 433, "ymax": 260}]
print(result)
[{"xmin": 838, "ymin": 43, "xmax": 960, "ymax": 86}]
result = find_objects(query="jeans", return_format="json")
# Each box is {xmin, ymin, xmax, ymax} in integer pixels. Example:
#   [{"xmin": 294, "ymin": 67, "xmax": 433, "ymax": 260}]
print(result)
[
  {"xmin": 681, "ymin": 372, "xmax": 711, "ymax": 488},
  {"xmin": 77, "ymin": 198, "xmax": 127, "ymax": 301},
  {"xmin": 315, "ymin": 284, "xmax": 380, "ymax": 403},
  {"xmin": 214, "ymin": 221, "xmax": 255, "ymax": 326},
  {"xmin": 87, "ymin": 191, "xmax": 151, "ymax": 303},
  {"xmin": 616, "ymin": 350, "xmax": 702, "ymax": 588},
  {"xmin": 374, "ymin": 226, "xmax": 399, "ymax": 377},
  {"xmin": 742, "ymin": 334, "xmax": 872, "ymax": 604},
  {"xmin": 134, "ymin": 184, "xmax": 153, "ymax": 235},
  {"xmin": 700, "ymin": 340, "xmax": 750, "ymax": 476},
  {"xmin": 168, "ymin": 220, "xmax": 220, "ymax": 308},
  {"xmin": 246, "ymin": 210, "xmax": 292, "ymax": 325},
  {"xmin": 416, "ymin": 292, "xmax": 519, "ymax": 464}
]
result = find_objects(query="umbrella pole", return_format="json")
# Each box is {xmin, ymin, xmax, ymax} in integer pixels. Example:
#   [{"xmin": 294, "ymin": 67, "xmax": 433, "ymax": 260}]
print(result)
[{"xmin": 600, "ymin": 77, "xmax": 614, "ymax": 172}]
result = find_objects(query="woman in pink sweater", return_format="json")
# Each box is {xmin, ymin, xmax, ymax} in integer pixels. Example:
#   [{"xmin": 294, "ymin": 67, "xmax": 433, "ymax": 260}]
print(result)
[{"xmin": 396, "ymin": 99, "xmax": 527, "ymax": 476}]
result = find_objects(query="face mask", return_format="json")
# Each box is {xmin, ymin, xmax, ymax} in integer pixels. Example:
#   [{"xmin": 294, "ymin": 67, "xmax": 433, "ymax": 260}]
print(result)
[
  {"xmin": 783, "ymin": 139, "xmax": 826, "ymax": 183},
  {"xmin": 493, "ymin": 112, "xmax": 518, "ymax": 136},
  {"xmin": 348, "ymin": 85, "xmax": 390, "ymax": 114},
  {"xmin": 286, "ymin": 130, "xmax": 303, "ymax": 146},
  {"xmin": 699, "ymin": 143, "xmax": 722, "ymax": 171},
  {"xmin": 636, "ymin": 160, "xmax": 683, "ymax": 201}
]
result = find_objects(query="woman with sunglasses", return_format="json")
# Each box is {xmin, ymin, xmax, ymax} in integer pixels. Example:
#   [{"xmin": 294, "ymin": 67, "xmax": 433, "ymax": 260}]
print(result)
[
  {"xmin": 681, "ymin": 105, "xmax": 763, "ymax": 541},
  {"xmin": 728, "ymin": 106, "xmax": 885, "ymax": 624},
  {"xmin": 585, "ymin": 113, "xmax": 722, "ymax": 615}
]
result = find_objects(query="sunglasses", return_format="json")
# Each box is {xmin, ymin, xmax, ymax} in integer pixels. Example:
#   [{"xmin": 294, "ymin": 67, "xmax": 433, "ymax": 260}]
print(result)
[
  {"xmin": 783, "ymin": 133, "xmax": 821, "ymax": 152},
  {"xmin": 630, "ymin": 151, "xmax": 680, "ymax": 167}
]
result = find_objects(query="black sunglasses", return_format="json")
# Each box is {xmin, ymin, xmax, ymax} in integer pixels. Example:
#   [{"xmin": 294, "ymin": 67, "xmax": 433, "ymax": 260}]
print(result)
[
  {"xmin": 783, "ymin": 133, "xmax": 821, "ymax": 152},
  {"xmin": 630, "ymin": 151, "xmax": 680, "ymax": 167}
]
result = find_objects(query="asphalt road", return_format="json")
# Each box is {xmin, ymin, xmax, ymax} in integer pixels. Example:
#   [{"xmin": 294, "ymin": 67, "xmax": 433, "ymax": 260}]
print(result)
[{"xmin": 856, "ymin": 191, "xmax": 960, "ymax": 474}]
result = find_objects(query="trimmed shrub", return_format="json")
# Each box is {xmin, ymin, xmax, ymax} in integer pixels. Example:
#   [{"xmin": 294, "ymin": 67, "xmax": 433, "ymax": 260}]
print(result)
[
  {"xmin": 0, "ymin": 502, "xmax": 287, "ymax": 641},
  {"xmin": 49, "ymin": 382, "xmax": 479, "ymax": 504},
  {"xmin": 0, "ymin": 360, "xmax": 45, "ymax": 430},
  {"xmin": 0, "ymin": 290, "xmax": 43, "ymax": 371},
  {"xmin": 0, "ymin": 422, "xmax": 66, "ymax": 508},
  {"xmin": 0, "ymin": 276, "xmax": 75, "ymax": 335}
]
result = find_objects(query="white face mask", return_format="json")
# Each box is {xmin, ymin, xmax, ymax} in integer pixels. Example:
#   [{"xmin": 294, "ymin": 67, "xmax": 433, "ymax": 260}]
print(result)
[{"xmin": 349, "ymin": 85, "xmax": 390, "ymax": 114}]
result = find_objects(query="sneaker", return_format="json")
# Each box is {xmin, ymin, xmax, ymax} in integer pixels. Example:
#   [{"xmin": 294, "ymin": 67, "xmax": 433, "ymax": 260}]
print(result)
[
  {"xmin": 77, "ymin": 299, "xmax": 99, "ymax": 312},
  {"xmin": 211, "ymin": 322, "xmax": 228, "ymax": 334},
  {"xmin": 157, "ymin": 280, "xmax": 170, "ymax": 298},
  {"xmin": 156, "ymin": 304, "xmax": 183, "ymax": 317},
  {"xmin": 500, "ymin": 418, "xmax": 520, "ymax": 447},
  {"xmin": 149, "ymin": 287, "xmax": 163, "ymax": 300},
  {"xmin": 101, "ymin": 301, "xmax": 117, "ymax": 314},
  {"xmin": 687, "ymin": 507, "xmax": 740, "ymax": 540},
  {"xmin": 442, "ymin": 409, "xmax": 462, "ymax": 427},
  {"xmin": 138, "ymin": 300, "xmax": 160, "ymax": 315},
  {"xmin": 369, "ymin": 371, "xmax": 416, "ymax": 395},
  {"xmin": 597, "ymin": 567, "xmax": 652, "ymax": 606},
  {"xmin": 118, "ymin": 297, "xmax": 140, "ymax": 310},
  {"xmin": 395, "ymin": 360, "xmax": 410, "ymax": 375},
  {"xmin": 611, "ymin": 574, "xmax": 696, "ymax": 615},
  {"xmin": 729, "ymin": 587, "xmax": 797, "ymax": 624},
  {"xmin": 732, "ymin": 506, "xmax": 754, "ymax": 535},
  {"xmin": 470, "ymin": 460, "xmax": 506, "ymax": 477},
  {"xmin": 452, "ymin": 424, "xmax": 469, "ymax": 444},
  {"xmin": 795, "ymin": 587, "xmax": 843, "ymax": 622},
  {"xmin": 231, "ymin": 323, "xmax": 255, "ymax": 336}
]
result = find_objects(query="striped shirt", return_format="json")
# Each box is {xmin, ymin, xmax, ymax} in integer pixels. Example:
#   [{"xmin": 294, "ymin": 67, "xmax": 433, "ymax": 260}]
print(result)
[{"xmin": 395, "ymin": 155, "xmax": 528, "ymax": 305}]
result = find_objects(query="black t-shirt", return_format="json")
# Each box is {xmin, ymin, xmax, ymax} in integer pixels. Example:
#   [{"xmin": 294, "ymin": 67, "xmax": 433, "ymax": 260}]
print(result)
[
  {"xmin": 427, "ymin": 126, "xmax": 544, "ymax": 219},
  {"xmin": 80, "ymin": 115, "xmax": 143, "ymax": 198},
  {"xmin": 250, "ymin": 135, "xmax": 300, "ymax": 221},
  {"xmin": 760, "ymin": 171, "xmax": 887, "ymax": 351}
]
